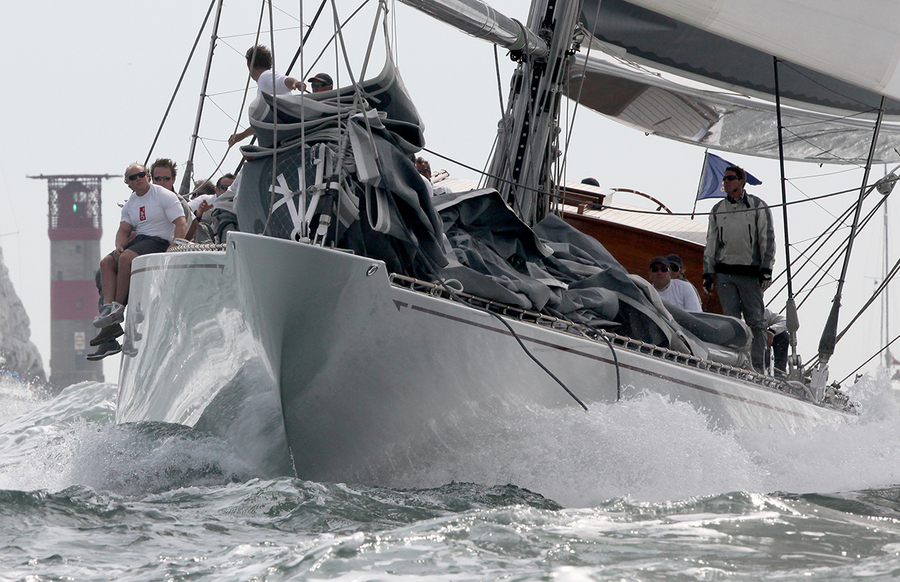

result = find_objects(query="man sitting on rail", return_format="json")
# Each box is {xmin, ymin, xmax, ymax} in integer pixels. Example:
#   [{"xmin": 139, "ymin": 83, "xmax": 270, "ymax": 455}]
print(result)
[{"xmin": 87, "ymin": 163, "xmax": 187, "ymax": 360}]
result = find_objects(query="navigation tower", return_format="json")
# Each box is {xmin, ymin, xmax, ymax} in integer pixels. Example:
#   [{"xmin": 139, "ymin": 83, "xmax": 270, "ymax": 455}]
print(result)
[{"xmin": 29, "ymin": 174, "xmax": 115, "ymax": 393}]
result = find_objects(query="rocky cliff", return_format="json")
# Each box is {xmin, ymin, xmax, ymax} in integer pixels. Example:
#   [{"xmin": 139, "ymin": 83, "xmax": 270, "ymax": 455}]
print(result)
[{"xmin": 0, "ymin": 246, "xmax": 46, "ymax": 384}]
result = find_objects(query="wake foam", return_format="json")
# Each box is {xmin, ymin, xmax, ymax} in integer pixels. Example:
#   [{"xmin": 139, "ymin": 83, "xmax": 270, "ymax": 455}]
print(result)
[
  {"xmin": 4, "ymin": 375, "xmax": 900, "ymax": 506},
  {"xmin": 0, "ymin": 382, "xmax": 255, "ymax": 495},
  {"xmin": 359, "ymin": 375, "xmax": 900, "ymax": 507}
]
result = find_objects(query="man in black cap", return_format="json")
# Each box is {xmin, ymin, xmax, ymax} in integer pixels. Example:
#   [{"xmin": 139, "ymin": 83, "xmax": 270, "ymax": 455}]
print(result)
[
  {"xmin": 308, "ymin": 72, "xmax": 333, "ymax": 93},
  {"xmin": 667, "ymin": 254, "xmax": 686, "ymax": 281},
  {"xmin": 667, "ymin": 253, "xmax": 702, "ymax": 309},
  {"xmin": 649, "ymin": 256, "xmax": 701, "ymax": 312}
]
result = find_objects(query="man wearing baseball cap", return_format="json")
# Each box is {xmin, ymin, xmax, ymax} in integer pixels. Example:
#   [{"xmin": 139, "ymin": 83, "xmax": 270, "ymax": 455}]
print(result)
[
  {"xmin": 649, "ymin": 256, "xmax": 701, "ymax": 313},
  {"xmin": 308, "ymin": 72, "xmax": 333, "ymax": 92}
]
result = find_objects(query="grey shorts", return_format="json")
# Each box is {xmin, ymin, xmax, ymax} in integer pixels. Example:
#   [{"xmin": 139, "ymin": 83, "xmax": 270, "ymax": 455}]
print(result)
[{"xmin": 108, "ymin": 234, "xmax": 170, "ymax": 258}]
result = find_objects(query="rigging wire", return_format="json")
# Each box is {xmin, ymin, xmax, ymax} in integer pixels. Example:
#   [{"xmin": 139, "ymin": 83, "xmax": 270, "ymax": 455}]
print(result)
[
  {"xmin": 776, "ymin": 122, "xmax": 883, "ymax": 168},
  {"xmin": 767, "ymin": 182, "xmax": 878, "ymax": 306},
  {"xmin": 781, "ymin": 171, "xmax": 843, "ymax": 220},
  {"xmin": 480, "ymin": 40, "xmax": 513, "ymax": 191},
  {"xmin": 833, "ymin": 254, "xmax": 900, "ymax": 347},
  {"xmin": 264, "ymin": 0, "xmax": 279, "ymax": 237},
  {"xmin": 493, "ymin": 45, "xmax": 505, "ymax": 116},
  {"xmin": 286, "ymin": 2, "xmax": 373, "ymax": 84},
  {"xmin": 223, "ymin": 1, "xmax": 271, "ymax": 181},
  {"xmin": 789, "ymin": 166, "xmax": 860, "ymax": 180},
  {"xmin": 554, "ymin": 21, "xmax": 592, "ymax": 210},
  {"xmin": 841, "ymin": 330, "xmax": 900, "ymax": 384},
  {"xmin": 422, "ymin": 145, "xmax": 876, "ymax": 215},
  {"xmin": 795, "ymin": 183, "xmax": 890, "ymax": 310},
  {"xmin": 815, "ymin": 95, "xmax": 886, "ymax": 364},
  {"xmin": 284, "ymin": 0, "xmax": 329, "ymax": 76},
  {"xmin": 391, "ymin": 208, "xmax": 589, "ymax": 412},
  {"xmin": 181, "ymin": 0, "xmax": 227, "ymax": 196},
  {"xmin": 777, "ymin": 59, "xmax": 889, "ymax": 116},
  {"xmin": 298, "ymin": 0, "xmax": 307, "ymax": 241},
  {"xmin": 555, "ymin": 0, "xmax": 602, "ymax": 200},
  {"xmin": 144, "ymin": 0, "xmax": 217, "ymax": 167}
]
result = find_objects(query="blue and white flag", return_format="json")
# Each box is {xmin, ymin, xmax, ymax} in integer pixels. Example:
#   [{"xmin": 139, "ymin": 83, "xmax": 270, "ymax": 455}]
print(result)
[{"xmin": 696, "ymin": 152, "xmax": 762, "ymax": 200}]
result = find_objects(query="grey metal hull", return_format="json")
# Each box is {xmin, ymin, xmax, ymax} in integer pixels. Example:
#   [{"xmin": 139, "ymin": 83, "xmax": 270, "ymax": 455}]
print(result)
[{"xmin": 118, "ymin": 233, "xmax": 850, "ymax": 483}]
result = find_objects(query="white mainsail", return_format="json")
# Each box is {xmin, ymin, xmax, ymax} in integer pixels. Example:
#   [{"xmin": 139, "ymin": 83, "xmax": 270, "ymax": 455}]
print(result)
[
  {"xmin": 575, "ymin": 0, "xmax": 900, "ymax": 163},
  {"xmin": 626, "ymin": 0, "xmax": 900, "ymax": 101}
]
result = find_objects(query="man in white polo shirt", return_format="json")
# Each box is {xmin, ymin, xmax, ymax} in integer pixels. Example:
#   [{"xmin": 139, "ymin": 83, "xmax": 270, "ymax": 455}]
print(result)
[
  {"xmin": 87, "ymin": 163, "xmax": 187, "ymax": 359},
  {"xmin": 649, "ymin": 256, "xmax": 702, "ymax": 312}
]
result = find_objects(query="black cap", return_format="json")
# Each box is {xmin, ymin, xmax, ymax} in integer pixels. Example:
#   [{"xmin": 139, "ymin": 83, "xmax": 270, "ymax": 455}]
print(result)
[
  {"xmin": 666, "ymin": 254, "xmax": 683, "ymax": 268},
  {"xmin": 649, "ymin": 256, "xmax": 669, "ymax": 269},
  {"xmin": 308, "ymin": 72, "xmax": 333, "ymax": 86}
]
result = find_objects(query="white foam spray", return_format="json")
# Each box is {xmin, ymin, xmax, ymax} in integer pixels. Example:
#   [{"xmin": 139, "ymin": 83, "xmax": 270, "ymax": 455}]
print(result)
[
  {"xmin": 4, "ymin": 376, "xmax": 900, "ymax": 507},
  {"xmin": 375, "ymin": 375, "xmax": 900, "ymax": 507}
]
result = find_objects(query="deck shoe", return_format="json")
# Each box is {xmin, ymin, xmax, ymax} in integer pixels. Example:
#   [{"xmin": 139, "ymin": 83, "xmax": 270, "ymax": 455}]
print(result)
[
  {"xmin": 86, "ymin": 339, "xmax": 122, "ymax": 361},
  {"xmin": 90, "ymin": 323, "xmax": 124, "ymax": 346},
  {"xmin": 93, "ymin": 301, "xmax": 125, "ymax": 328}
]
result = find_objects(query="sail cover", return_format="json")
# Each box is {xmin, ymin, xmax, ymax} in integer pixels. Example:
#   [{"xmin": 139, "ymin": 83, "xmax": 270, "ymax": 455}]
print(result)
[{"xmin": 573, "ymin": 0, "xmax": 900, "ymax": 163}]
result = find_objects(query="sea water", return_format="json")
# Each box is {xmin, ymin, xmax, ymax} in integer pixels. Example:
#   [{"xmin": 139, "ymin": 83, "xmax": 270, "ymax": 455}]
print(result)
[{"xmin": 3, "ymin": 374, "xmax": 900, "ymax": 580}]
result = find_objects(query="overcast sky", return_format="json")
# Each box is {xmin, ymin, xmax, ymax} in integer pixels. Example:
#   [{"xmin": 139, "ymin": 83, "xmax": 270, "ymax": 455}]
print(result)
[{"xmin": 1, "ymin": 0, "xmax": 896, "ymax": 385}]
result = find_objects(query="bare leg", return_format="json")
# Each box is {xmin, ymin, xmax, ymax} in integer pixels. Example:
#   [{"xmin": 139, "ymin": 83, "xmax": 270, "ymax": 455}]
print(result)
[
  {"xmin": 115, "ymin": 249, "xmax": 139, "ymax": 305},
  {"xmin": 99, "ymin": 253, "xmax": 118, "ymax": 305}
]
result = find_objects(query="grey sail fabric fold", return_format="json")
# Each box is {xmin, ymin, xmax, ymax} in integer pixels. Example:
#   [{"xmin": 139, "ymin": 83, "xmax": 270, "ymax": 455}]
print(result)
[
  {"xmin": 433, "ymin": 189, "xmax": 747, "ymax": 359},
  {"xmin": 234, "ymin": 61, "xmax": 445, "ymax": 279}
]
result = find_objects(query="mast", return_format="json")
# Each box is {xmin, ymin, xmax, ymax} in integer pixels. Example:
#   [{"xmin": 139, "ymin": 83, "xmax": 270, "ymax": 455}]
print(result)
[
  {"xmin": 397, "ymin": 0, "xmax": 582, "ymax": 224},
  {"xmin": 484, "ymin": 0, "xmax": 584, "ymax": 225},
  {"xmin": 180, "ymin": 0, "xmax": 225, "ymax": 197}
]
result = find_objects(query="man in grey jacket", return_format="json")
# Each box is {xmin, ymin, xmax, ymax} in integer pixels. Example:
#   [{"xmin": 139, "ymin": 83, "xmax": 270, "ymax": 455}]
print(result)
[{"xmin": 702, "ymin": 165, "xmax": 775, "ymax": 372}]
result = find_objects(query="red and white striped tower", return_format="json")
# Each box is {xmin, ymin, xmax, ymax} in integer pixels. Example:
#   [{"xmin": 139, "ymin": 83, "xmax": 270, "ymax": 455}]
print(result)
[{"xmin": 30, "ymin": 174, "xmax": 115, "ymax": 393}]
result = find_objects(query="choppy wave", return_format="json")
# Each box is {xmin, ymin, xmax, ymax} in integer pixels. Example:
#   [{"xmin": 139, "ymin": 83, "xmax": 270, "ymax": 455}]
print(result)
[
  {"xmin": 2, "ymin": 375, "xmax": 900, "ymax": 580},
  {"xmin": 1, "ymin": 480, "xmax": 900, "ymax": 581}
]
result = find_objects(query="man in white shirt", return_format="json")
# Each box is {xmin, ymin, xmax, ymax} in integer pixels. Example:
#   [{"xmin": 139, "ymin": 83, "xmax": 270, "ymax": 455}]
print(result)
[
  {"xmin": 415, "ymin": 157, "xmax": 452, "ymax": 196},
  {"xmin": 764, "ymin": 309, "xmax": 789, "ymax": 375},
  {"xmin": 187, "ymin": 174, "xmax": 235, "ymax": 242},
  {"xmin": 88, "ymin": 163, "xmax": 187, "ymax": 358},
  {"xmin": 667, "ymin": 253, "xmax": 703, "ymax": 309},
  {"xmin": 228, "ymin": 45, "xmax": 305, "ymax": 147},
  {"xmin": 649, "ymin": 256, "xmax": 702, "ymax": 312}
]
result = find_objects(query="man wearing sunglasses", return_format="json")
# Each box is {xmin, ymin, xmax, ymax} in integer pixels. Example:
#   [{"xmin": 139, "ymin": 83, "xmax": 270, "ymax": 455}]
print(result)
[
  {"xmin": 150, "ymin": 158, "xmax": 177, "ymax": 191},
  {"xmin": 307, "ymin": 72, "xmax": 333, "ymax": 93},
  {"xmin": 87, "ymin": 163, "xmax": 187, "ymax": 359},
  {"xmin": 702, "ymin": 165, "xmax": 775, "ymax": 372},
  {"xmin": 649, "ymin": 257, "xmax": 702, "ymax": 312}
]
